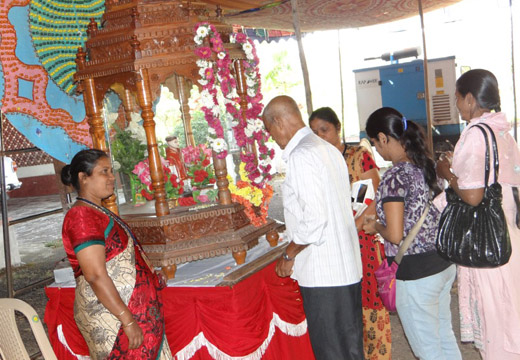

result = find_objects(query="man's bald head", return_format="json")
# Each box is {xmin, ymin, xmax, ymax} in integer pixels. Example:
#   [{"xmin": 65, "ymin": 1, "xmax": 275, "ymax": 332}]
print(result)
[
  {"xmin": 262, "ymin": 96, "xmax": 306, "ymax": 149},
  {"xmin": 263, "ymin": 96, "xmax": 303, "ymax": 125}
]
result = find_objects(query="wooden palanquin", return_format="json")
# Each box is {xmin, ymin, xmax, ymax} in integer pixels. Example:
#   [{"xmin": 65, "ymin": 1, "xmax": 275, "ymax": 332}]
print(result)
[{"xmin": 74, "ymin": 0, "xmax": 282, "ymax": 279}]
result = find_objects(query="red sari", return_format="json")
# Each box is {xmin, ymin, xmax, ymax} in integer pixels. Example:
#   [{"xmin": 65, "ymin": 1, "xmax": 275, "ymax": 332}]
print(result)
[
  {"xmin": 62, "ymin": 205, "xmax": 172, "ymax": 359},
  {"xmin": 343, "ymin": 145, "xmax": 392, "ymax": 360}
]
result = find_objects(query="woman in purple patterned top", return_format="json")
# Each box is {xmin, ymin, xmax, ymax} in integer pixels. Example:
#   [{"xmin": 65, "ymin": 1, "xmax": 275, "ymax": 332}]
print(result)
[{"xmin": 363, "ymin": 107, "xmax": 461, "ymax": 360}]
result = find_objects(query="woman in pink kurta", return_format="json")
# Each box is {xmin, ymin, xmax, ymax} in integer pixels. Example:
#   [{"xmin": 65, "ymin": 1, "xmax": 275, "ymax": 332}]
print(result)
[{"xmin": 436, "ymin": 69, "xmax": 520, "ymax": 359}]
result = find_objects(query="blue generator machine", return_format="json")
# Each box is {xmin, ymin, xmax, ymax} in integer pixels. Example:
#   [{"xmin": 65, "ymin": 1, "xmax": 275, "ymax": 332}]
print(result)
[{"xmin": 354, "ymin": 56, "xmax": 463, "ymax": 156}]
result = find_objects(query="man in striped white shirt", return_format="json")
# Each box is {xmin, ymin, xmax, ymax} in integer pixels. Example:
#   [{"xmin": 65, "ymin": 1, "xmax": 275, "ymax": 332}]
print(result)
[{"xmin": 263, "ymin": 96, "xmax": 363, "ymax": 360}]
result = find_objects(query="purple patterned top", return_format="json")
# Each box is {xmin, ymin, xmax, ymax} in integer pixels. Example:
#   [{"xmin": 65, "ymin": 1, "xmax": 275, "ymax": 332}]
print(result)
[{"xmin": 376, "ymin": 162, "xmax": 440, "ymax": 257}]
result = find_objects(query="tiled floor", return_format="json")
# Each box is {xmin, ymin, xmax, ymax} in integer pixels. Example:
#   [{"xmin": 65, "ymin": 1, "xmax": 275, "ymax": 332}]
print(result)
[{"xmin": 3, "ymin": 194, "xmax": 66, "ymax": 265}]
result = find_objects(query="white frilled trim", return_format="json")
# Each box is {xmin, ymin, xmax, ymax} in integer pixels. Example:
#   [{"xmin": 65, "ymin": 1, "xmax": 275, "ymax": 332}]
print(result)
[
  {"xmin": 57, "ymin": 324, "xmax": 91, "ymax": 360},
  {"xmin": 174, "ymin": 312, "xmax": 307, "ymax": 360}
]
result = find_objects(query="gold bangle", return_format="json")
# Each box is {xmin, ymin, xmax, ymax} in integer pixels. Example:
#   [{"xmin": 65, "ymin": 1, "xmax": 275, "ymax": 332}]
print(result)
[
  {"xmin": 123, "ymin": 320, "xmax": 135, "ymax": 328},
  {"xmin": 117, "ymin": 310, "xmax": 126, "ymax": 318},
  {"xmin": 447, "ymin": 174, "xmax": 457, "ymax": 187}
]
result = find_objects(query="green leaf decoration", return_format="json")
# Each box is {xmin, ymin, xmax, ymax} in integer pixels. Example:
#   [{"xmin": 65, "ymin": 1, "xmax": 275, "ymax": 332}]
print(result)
[{"xmin": 29, "ymin": 0, "xmax": 105, "ymax": 95}]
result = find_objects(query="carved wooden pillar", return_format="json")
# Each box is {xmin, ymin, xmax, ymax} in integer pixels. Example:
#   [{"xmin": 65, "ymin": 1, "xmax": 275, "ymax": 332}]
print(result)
[
  {"xmin": 176, "ymin": 74, "xmax": 195, "ymax": 147},
  {"xmin": 135, "ymin": 68, "xmax": 170, "ymax": 216},
  {"xmin": 212, "ymin": 152, "xmax": 231, "ymax": 205},
  {"xmin": 122, "ymin": 88, "xmax": 136, "ymax": 123},
  {"xmin": 233, "ymin": 60, "xmax": 257, "ymax": 158},
  {"xmin": 76, "ymin": 47, "xmax": 118, "ymax": 214},
  {"xmin": 111, "ymin": 84, "xmax": 136, "ymax": 125}
]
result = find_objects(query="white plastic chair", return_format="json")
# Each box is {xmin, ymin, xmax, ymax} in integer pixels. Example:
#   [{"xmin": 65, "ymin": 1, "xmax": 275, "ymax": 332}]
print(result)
[{"xmin": 0, "ymin": 298, "xmax": 57, "ymax": 360}]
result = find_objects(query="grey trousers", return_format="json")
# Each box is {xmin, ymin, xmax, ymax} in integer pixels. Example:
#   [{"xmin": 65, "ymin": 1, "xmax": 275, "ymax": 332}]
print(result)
[{"xmin": 300, "ymin": 281, "xmax": 364, "ymax": 360}]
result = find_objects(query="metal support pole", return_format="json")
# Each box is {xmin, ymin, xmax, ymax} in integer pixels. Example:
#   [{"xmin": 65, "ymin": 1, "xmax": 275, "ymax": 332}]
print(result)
[
  {"xmin": 0, "ymin": 111, "xmax": 14, "ymax": 297},
  {"xmin": 290, "ymin": 0, "xmax": 313, "ymax": 115},
  {"xmin": 510, "ymin": 0, "xmax": 518, "ymax": 141},
  {"xmin": 418, "ymin": 0, "xmax": 434, "ymax": 155},
  {"xmin": 337, "ymin": 30, "xmax": 345, "ymax": 143}
]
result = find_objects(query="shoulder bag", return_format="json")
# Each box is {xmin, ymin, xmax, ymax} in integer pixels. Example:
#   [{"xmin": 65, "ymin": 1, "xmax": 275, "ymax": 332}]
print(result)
[
  {"xmin": 374, "ymin": 202, "xmax": 430, "ymax": 312},
  {"xmin": 435, "ymin": 123, "xmax": 511, "ymax": 267}
]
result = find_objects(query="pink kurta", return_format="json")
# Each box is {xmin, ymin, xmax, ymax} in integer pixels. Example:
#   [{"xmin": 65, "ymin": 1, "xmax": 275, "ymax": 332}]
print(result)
[{"xmin": 452, "ymin": 112, "xmax": 520, "ymax": 359}]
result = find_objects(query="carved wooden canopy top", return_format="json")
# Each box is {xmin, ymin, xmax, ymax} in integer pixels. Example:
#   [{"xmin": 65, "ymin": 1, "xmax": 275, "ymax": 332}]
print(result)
[{"xmin": 74, "ymin": 0, "xmax": 246, "ymax": 90}]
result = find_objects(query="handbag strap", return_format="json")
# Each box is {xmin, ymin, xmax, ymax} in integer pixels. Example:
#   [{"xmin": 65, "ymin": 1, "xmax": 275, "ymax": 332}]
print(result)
[
  {"xmin": 513, "ymin": 186, "xmax": 520, "ymax": 229},
  {"xmin": 394, "ymin": 201, "xmax": 430, "ymax": 264},
  {"xmin": 472, "ymin": 123, "xmax": 499, "ymax": 186}
]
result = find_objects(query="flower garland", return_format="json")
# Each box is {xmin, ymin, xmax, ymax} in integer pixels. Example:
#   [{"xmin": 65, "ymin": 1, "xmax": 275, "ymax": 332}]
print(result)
[
  {"xmin": 194, "ymin": 23, "xmax": 240, "ymax": 159},
  {"xmin": 228, "ymin": 163, "xmax": 273, "ymax": 227},
  {"xmin": 230, "ymin": 33, "xmax": 274, "ymax": 188},
  {"xmin": 193, "ymin": 22, "xmax": 274, "ymax": 189}
]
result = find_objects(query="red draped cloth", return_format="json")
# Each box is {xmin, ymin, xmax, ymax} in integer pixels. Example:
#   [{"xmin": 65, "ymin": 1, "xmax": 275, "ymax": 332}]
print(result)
[{"xmin": 45, "ymin": 262, "xmax": 315, "ymax": 359}]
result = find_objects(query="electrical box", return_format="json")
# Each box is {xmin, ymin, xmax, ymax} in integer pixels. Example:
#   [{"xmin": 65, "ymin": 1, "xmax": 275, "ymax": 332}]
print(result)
[{"xmin": 354, "ymin": 56, "xmax": 462, "ymax": 155}]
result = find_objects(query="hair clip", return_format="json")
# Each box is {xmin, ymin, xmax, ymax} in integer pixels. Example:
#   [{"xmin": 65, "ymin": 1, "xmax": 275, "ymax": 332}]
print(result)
[{"xmin": 402, "ymin": 116, "xmax": 408, "ymax": 130}]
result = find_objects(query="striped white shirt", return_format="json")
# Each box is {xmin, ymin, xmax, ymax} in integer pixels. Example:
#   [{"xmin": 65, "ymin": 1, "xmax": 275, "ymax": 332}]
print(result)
[{"xmin": 282, "ymin": 127, "xmax": 362, "ymax": 287}]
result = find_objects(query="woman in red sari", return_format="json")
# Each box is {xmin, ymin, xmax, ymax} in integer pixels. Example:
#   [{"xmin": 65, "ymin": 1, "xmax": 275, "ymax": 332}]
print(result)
[
  {"xmin": 310, "ymin": 108, "xmax": 391, "ymax": 360},
  {"xmin": 61, "ymin": 149, "xmax": 172, "ymax": 359}
]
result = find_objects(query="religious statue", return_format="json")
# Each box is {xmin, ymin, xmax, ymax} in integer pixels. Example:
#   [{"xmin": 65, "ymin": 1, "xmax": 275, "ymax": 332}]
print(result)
[{"xmin": 165, "ymin": 135, "xmax": 187, "ymax": 180}]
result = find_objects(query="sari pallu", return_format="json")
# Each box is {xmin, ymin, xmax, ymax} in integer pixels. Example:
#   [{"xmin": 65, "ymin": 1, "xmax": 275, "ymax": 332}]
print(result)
[{"xmin": 62, "ymin": 205, "xmax": 172, "ymax": 359}]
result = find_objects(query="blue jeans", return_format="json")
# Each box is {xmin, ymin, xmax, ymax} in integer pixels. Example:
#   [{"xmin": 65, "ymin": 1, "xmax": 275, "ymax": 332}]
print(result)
[{"xmin": 396, "ymin": 264, "xmax": 461, "ymax": 360}]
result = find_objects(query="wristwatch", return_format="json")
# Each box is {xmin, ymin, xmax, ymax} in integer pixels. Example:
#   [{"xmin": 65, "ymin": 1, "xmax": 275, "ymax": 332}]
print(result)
[{"xmin": 282, "ymin": 251, "xmax": 294, "ymax": 261}]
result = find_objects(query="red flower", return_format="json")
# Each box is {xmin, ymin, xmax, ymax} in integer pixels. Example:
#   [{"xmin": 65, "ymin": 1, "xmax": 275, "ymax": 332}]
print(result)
[
  {"xmin": 202, "ymin": 158, "xmax": 210, "ymax": 167},
  {"xmin": 209, "ymin": 178, "xmax": 216, "ymax": 184},
  {"xmin": 169, "ymin": 174, "xmax": 178, "ymax": 186},
  {"xmin": 235, "ymin": 33, "xmax": 247, "ymax": 42},
  {"xmin": 194, "ymin": 46, "xmax": 212, "ymax": 59},
  {"xmin": 141, "ymin": 189, "xmax": 154, "ymax": 201},
  {"xmin": 194, "ymin": 169, "xmax": 209, "ymax": 183},
  {"xmin": 179, "ymin": 197, "xmax": 197, "ymax": 206}
]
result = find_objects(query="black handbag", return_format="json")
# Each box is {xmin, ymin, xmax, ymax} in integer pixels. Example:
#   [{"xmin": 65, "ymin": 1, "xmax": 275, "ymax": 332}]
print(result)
[{"xmin": 436, "ymin": 123, "xmax": 511, "ymax": 268}]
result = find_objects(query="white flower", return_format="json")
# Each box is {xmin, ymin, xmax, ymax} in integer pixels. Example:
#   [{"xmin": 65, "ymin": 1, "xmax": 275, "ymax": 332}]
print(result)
[
  {"xmin": 113, "ymin": 160, "xmax": 121, "ymax": 171},
  {"xmin": 196, "ymin": 59, "xmax": 209, "ymax": 68},
  {"xmin": 217, "ymin": 52, "xmax": 226, "ymax": 60},
  {"xmin": 243, "ymin": 43, "xmax": 253, "ymax": 53},
  {"xmin": 253, "ymin": 174, "xmax": 263, "ymax": 184},
  {"xmin": 198, "ymin": 79, "xmax": 208, "ymax": 86},
  {"xmin": 199, "ymin": 68, "xmax": 207, "ymax": 78},
  {"xmin": 259, "ymin": 157, "xmax": 272, "ymax": 167},
  {"xmin": 246, "ymin": 77, "xmax": 256, "ymax": 87},
  {"xmin": 228, "ymin": 89, "xmax": 238, "ymax": 98},
  {"xmin": 246, "ymin": 53, "xmax": 255, "ymax": 61},
  {"xmin": 200, "ymin": 90, "xmax": 215, "ymax": 108},
  {"xmin": 196, "ymin": 26, "xmax": 209, "ymax": 38},
  {"xmin": 211, "ymin": 138, "xmax": 228, "ymax": 153},
  {"xmin": 230, "ymin": 34, "xmax": 236, "ymax": 44},
  {"xmin": 244, "ymin": 126, "xmax": 254, "ymax": 138},
  {"xmin": 211, "ymin": 106, "xmax": 220, "ymax": 117},
  {"xmin": 254, "ymin": 119, "xmax": 264, "ymax": 130},
  {"xmin": 247, "ymin": 88, "xmax": 256, "ymax": 97},
  {"xmin": 208, "ymin": 127, "xmax": 216, "ymax": 135}
]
